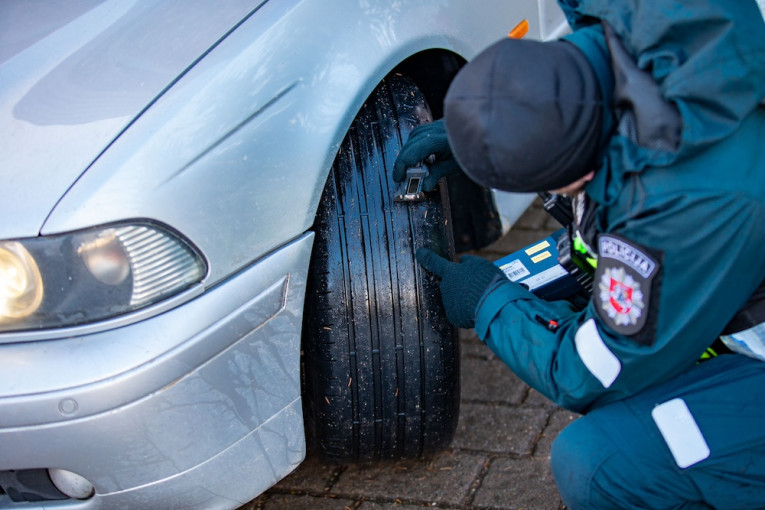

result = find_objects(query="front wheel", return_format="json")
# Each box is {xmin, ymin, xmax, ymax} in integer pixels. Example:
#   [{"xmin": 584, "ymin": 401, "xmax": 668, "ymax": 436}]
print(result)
[{"xmin": 302, "ymin": 74, "xmax": 459, "ymax": 463}]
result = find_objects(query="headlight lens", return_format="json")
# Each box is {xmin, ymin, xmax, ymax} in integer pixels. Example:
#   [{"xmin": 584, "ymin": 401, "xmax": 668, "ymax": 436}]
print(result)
[
  {"xmin": 0, "ymin": 242, "xmax": 44, "ymax": 320},
  {"xmin": 0, "ymin": 223, "xmax": 206, "ymax": 333}
]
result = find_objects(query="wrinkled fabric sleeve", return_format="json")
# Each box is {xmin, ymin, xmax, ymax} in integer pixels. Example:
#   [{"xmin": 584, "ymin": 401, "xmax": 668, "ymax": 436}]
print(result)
[
  {"xmin": 477, "ymin": 212, "xmax": 765, "ymax": 414},
  {"xmin": 475, "ymin": 280, "xmax": 655, "ymax": 413},
  {"xmin": 475, "ymin": 281, "xmax": 596, "ymax": 412}
]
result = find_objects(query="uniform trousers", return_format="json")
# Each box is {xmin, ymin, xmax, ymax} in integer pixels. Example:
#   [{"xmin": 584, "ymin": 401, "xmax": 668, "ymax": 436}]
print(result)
[{"xmin": 551, "ymin": 354, "xmax": 765, "ymax": 509}]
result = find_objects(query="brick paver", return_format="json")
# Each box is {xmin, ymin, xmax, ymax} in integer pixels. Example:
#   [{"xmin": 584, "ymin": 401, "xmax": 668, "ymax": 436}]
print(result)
[{"xmin": 244, "ymin": 199, "xmax": 577, "ymax": 509}]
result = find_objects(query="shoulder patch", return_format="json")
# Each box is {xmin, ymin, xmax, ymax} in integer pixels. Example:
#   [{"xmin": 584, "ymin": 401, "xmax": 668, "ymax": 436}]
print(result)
[{"xmin": 595, "ymin": 234, "xmax": 663, "ymax": 343}]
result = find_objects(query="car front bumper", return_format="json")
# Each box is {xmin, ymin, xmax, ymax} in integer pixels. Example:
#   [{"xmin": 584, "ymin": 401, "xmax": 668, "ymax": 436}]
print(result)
[{"xmin": 0, "ymin": 233, "xmax": 313, "ymax": 509}]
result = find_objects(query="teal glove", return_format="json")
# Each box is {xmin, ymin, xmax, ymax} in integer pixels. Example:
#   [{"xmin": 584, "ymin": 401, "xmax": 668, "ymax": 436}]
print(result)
[
  {"xmin": 393, "ymin": 120, "xmax": 462, "ymax": 191},
  {"xmin": 416, "ymin": 248, "xmax": 505, "ymax": 329}
]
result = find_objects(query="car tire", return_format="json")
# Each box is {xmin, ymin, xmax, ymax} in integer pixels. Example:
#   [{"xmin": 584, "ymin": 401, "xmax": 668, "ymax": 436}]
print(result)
[{"xmin": 302, "ymin": 74, "xmax": 459, "ymax": 463}]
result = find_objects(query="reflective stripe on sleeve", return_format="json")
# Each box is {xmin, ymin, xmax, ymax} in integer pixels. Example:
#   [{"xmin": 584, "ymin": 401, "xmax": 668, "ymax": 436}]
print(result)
[
  {"xmin": 574, "ymin": 319, "xmax": 621, "ymax": 388},
  {"xmin": 652, "ymin": 398, "xmax": 710, "ymax": 469}
]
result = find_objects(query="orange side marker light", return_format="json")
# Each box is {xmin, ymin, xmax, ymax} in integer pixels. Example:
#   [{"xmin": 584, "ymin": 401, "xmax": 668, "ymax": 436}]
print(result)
[{"xmin": 509, "ymin": 19, "xmax": 529, "ymax": 39}]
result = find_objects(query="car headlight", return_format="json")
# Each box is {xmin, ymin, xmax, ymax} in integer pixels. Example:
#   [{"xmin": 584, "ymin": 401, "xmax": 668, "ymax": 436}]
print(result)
[{"xmin": 0, "ymin": 222, "xmax": 206, "ymax": 333}]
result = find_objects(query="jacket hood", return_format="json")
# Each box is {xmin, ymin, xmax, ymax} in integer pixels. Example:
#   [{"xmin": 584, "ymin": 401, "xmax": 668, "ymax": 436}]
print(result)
[
  {"xmin": 558, "ymin": 0, "xmax": 765, "ymax": 170},
  {"xmin": 443, "ymin": 38, "xmax": 605, "ymax": 193}
]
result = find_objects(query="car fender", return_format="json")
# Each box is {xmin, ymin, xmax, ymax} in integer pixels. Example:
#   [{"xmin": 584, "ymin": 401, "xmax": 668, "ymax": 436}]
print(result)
[{"xmin": 43, "ymin": 0, "xmax": 567, "ymax": 286}]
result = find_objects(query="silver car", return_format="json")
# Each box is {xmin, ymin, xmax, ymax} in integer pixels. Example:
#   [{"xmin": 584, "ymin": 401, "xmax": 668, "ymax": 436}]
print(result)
[{"xmin": 0, "ymin": 1, "xmax": 566, "ymax": 508}]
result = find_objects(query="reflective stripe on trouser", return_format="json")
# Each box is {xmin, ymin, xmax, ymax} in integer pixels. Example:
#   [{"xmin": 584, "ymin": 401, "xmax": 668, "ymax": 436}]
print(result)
[{"xmin": 551, "ymin": 354, "xmax": 765, "ymax": 510}]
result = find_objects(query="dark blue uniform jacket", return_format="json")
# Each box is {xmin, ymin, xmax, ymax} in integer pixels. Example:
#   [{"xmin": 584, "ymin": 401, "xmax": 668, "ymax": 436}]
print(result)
[{"xmin": 476, "ymin": 0, "xmax": 765, "ymax": 412}]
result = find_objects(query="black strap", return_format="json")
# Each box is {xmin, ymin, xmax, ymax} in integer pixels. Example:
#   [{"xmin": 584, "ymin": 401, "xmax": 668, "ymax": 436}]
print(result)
[
  {"xmin": 723, "ymin": 280, "xmax": 765, "ymax": 334},
  {"xmin": 538, "ymin": 191, "xmax": 573, "ymax": 227}
]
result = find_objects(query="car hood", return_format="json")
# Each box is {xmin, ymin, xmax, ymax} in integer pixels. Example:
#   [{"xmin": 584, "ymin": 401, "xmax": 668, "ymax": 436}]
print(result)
[{"xmin": 0, "ymin": 0, "xmax": 263, "ymax": 239}]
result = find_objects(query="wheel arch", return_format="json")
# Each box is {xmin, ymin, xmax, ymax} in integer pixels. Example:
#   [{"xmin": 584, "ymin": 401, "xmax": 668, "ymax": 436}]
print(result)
[
  {"xmin": 306, "ymin": 47, "xmax": 503, "ymax": 251},
  {"xmin": 393, "ymin": 49, "xmax": 467, "ymax": 120},
  {"xmin": 306, "ymin": 47, "xmax": 468, "ymax": 229}
]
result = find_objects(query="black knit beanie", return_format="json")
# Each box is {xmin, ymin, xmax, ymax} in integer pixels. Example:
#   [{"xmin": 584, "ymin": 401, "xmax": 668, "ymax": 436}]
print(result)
[{"xmin": 444, "ymin": 37, "xmax": 604, "ymax": 193}]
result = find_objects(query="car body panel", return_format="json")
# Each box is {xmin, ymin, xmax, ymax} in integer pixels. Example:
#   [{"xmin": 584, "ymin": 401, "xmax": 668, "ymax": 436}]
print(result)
[
  {"xmin": 0, "ymin": 233, "xmax": 310, "ymax": 425},
  {"xmin": 0, "ymin": 0, "xmax": 265, "ymax": 240},
  {"xmin": 0, "ymin": 233, "xmax": 312, "ymax": 505},
  {"xmin": 1, "ymin": 1, "xmax": 568, "ymax": 507},
  {"xmin": 35, "ymin": 0, "xmax": 566, "ymax": 286}
]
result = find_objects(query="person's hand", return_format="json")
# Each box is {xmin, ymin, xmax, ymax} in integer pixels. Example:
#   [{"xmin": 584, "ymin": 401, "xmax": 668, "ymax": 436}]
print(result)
[
  {"xmin": 393, "ymin": 120, "xmax": 462, "ymax": 191},
  {"xmin": 416, "ymin": 248, "xmax": 505, "ymax": 329}
]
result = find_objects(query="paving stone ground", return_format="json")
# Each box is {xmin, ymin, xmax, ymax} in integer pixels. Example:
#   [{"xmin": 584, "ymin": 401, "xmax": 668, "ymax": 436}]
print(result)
[{"xmin": 244, "ymin": 199, "xmax": 579, "ymax": 509}]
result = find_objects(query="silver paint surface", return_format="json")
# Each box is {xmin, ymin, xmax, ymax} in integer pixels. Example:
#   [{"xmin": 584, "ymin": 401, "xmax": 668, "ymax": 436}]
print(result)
[{"xmin": 0, "ymin": 1, "xmax": 567, "ymax": 507}]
